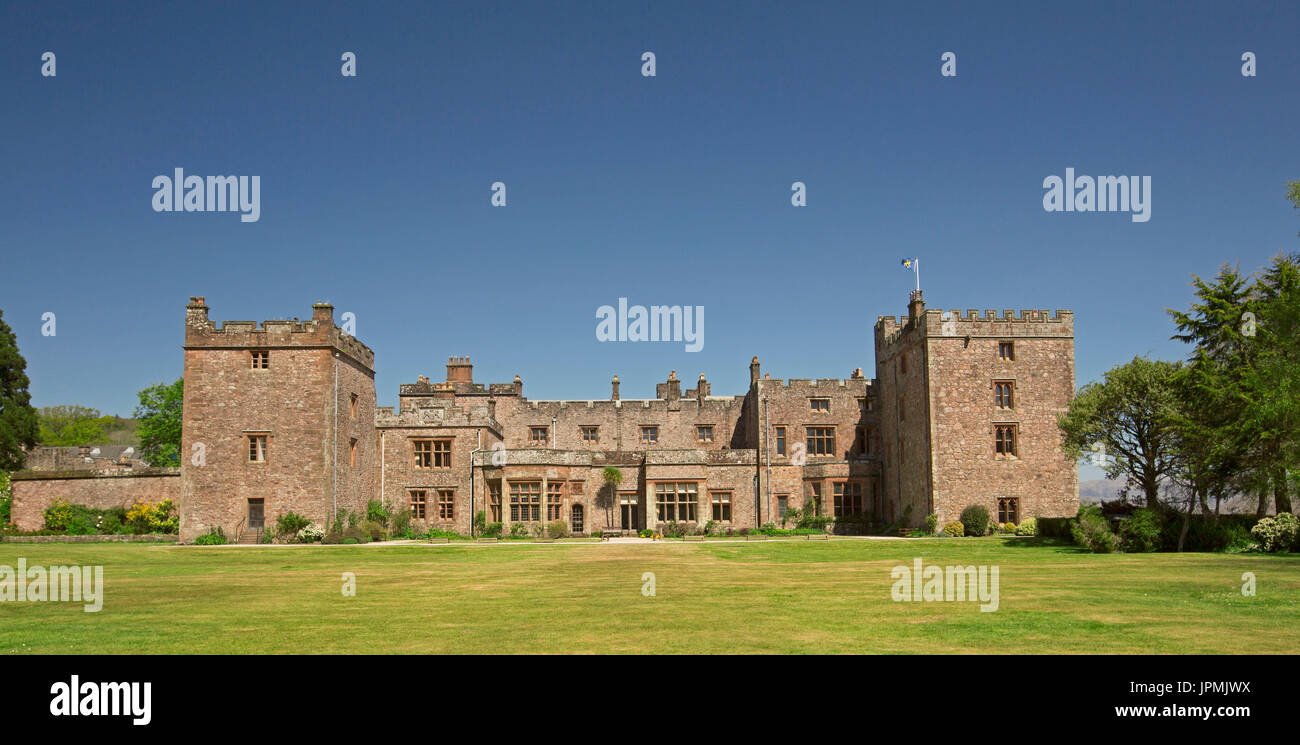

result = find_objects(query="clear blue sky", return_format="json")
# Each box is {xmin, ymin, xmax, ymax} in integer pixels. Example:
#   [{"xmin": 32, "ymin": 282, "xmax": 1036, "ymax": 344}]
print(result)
[{"xmin": 2, "ymin": 0, "xmax": 1297, "ymax": 430}]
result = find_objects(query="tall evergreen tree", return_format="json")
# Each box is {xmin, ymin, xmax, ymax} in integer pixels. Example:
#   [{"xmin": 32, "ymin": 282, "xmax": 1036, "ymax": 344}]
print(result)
[{"xmin": 0, "ymin": 310, "xmax": 40, "ymax": 471}]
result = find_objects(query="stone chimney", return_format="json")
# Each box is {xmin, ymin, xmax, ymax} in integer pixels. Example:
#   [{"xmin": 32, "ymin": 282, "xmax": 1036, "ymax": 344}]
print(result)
[
  {"xmin": 312, "ymin": 302, "xmax": 334, "ymax": 325},
  {"xmin": 186, "ymin": 296, "xmax": 209, "ymax": 325},
  {"xmin": 447, "ymin": 356, "xmax": 473, "ymax": 384},
  {"xmin": 750, "ymin": 356, "xmax": 761, "ymax": 385},
  {"xmin": 657, "ymin": 370, "xmax": 682, "ymax": 401},
  {"xmin": 908, "ymin": 289, "xmax": 925, "ymax": 322},
  {"xmin": 513, "ymin": 374, "xmax": 522, "ymax": 396},
  {"xmin": 851, "ymin": 367, "xmax": 865, "ymax": 379},
  {"xmin": 696, "ymin": 373, "xmax": 710, "ymax": 402},
  {"xmin": 611, "ymin": 375, "xmax": 620, "ymax": 401}
]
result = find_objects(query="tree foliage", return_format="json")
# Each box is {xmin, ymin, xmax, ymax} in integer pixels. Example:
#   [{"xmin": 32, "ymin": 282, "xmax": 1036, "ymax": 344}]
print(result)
[
  {"xmin": 0, "ymin": 310, "xmax": 39, "ymax": 472},
  {"xmin": 37, "ymin": 405, "xmax": 116, "ymax": 446},
  {"xmin": 1058, "ymin": 356, "xmax": 1184, "ymax": 507},
  {"xmin": 135, "ymin": 378, "xmax": 183, "ymax": 467}
]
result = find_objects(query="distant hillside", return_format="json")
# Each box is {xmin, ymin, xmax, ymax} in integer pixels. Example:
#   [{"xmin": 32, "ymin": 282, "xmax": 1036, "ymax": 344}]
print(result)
[
  {"xmin": 1079, "ymin": 478, "xmax": 1258, "ymax": 514},
  {"xmin": 103, "ymin": 416, "xmax": 139, "ymax": 447},
  {"xmin": 1079, "ymin": 479, "xmax": 1126, "ymax": 503}
]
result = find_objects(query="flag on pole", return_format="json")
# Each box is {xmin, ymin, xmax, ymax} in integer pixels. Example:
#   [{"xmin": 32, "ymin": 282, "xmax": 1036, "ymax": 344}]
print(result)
[{"xmin": 901, "ymin": 257, "xmax": 920, "ymax": 291}]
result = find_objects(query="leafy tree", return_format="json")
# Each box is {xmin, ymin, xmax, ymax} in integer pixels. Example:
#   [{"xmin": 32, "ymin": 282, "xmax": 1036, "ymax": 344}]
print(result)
[
  {"xmin": 0, "ymin": 310, "xmax": 39, "ymax": 472},
  {"xmin": 1059, "ymin": 357, "xmax": 1183, "ymax": 507},
  {"xmin": 135, "ymin": 379, "xmax": 183, "ymax": 466},
  {"xmin": 37, "ymin": 405, "xmax": 115, "ymax": 446}
]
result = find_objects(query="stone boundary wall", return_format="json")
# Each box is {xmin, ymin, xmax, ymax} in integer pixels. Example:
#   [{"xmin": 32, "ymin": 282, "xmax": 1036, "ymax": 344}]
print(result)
[
  {"xmin": 8, "ymin": 470, "xmax": 181, "ymax": 531},
  {"xmin": 0, "ymin": 534, "xmax": 178, "ymax": 543}
]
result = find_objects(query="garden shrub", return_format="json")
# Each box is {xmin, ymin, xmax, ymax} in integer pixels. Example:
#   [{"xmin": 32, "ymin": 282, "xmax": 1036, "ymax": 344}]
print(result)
[
  {"xmin": 481, "ymin": 521, "xmax": 502, "ymax": 538},
  {"xmin": 924, "ymin": 513, "xmax": 939, "ymax": 535},
  {"xmin": 389, "ymin": 507, "xmax": 411, "ymax": 537},
  {"xmin": 276, "ymin": 511, "xmax": 312, "ymax": 538},
  {"xmin": 1118, "ymin": 508, "xmax": 1163, "ymax": 553},
  {"xmin": 703, "ymin": 519, "xmax": 718, "ymax": 536},
  {"xmin": 321, "ymin": 529, "xmax": 343, "ymax": 545},
  {"xmin": 341, "ymin": 538, "xmax": 358, "ymax": 545},
  {"xmin": 547, "ymin": 520, "xmax": 569, "ymax": 539},
  {"xmin": 509, "ymin": 523, "xmax": 529, "ymax": 538},
  {"xmin": 1250, "ymin": 513, "xmax": 1300, "ymax": 553},
  {"xmin": 343, "ymin": 525, "xmax": 369, "ymax": 543},
  {"xmin": 942, "ymin": 521, "xmax": 964, "ymax": 537},
  {"xmin": 660, "ymin": 521, "xmax": 687, "ymax": 538},
  {"xmin": 999, "ymin": 522, "xmax": 1017, "ymax": 534},
  {"xmin": 194, "ymin": 526, "xmax": 227, "ymax": 545},
  {"xmin": 1015, "ymin": 517, "xmax": 1038, "ymax": 536},
  {"xmin": 590, "ymin": 529, "xmax": 603, "ymax": 538},
  {"xmin": 1072, "ymin": 505, "xmax": 1118, "ymax": 553},
  {"xmin": 362, "ymin": 520, "xmax": 385, "ymax": 541},
  {"xmin": 959, "ymin": 505, "xmax": 990, "ymax": 537},
  {"xmin": 43, "ymin": 499, "xmax": 76, "ymax": 531},
  {"xmin": 296, "ymin": 524, "xmax": 325, "ymax": 543},
  {"xmin": 1037, "ymin": 517, "xmax": 1072, "ymax": 538},
  {"xmin": 366, "ymin": 499, "xmax": 390, "ymax": 526}
]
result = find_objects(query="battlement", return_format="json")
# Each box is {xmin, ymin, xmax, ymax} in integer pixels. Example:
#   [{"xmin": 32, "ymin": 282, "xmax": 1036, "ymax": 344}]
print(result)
[
  {"xmin": 874, "ymin": 292, "xmax": 1073, "ymax": 359},
  {"xmin": 517, "ymin": 396, "xmax": 742, "ymax": 412},
  {"xmin": 183, "ymin": 296, "xmax": 374, "ymax": 369},
  {"xmin": 755, "ymin": 376, "xmax": 874, "ymax": 394},
  {"xmin": 376, "ymin": 398, "xmax": 501, "ymax": 433}
]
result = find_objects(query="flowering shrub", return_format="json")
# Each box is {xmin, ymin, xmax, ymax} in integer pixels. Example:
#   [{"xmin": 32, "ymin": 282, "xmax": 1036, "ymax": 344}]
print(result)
[
  {"xmin": 1250, "ymin": 513, "xmax": 1299, "ymax": 553},
  {"xmin": 942, "ymin": 521, "xmax": 964, "ymax": 537},
  {"xmin": 126, "ymin": 500, "xmax": 178, "ymax": 534},
  {"xmin": 1015, "ymin": 517, "xmax": 1038, "ymax": 536},
  {"xmin": 43, "ymin": 499, "xmax": 76, "ymax": 531},
  {"xmin": 296, "ymin": 524, "xmax": 325, "ymax": 543}
]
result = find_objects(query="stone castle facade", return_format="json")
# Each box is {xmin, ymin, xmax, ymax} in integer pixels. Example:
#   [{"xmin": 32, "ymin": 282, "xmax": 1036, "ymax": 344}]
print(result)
[{"xmin": 177, "ymin": 292, "xmax": 1078, "ymax": 541}]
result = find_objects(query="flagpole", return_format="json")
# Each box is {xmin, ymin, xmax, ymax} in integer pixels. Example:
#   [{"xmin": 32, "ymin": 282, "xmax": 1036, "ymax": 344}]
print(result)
[{"xmin": 915, "ymin": 258, "xmax": 920, "ymax": 292}]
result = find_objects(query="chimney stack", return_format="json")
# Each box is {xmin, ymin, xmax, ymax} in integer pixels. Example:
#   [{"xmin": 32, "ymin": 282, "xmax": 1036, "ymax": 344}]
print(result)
[
  {"xmin": 697, "ymin": 373, "xmax": 710, "ymax": 401},
  {"xmin": 312, "ymin": 302, "xmax": 334, "ymax": 325},
  {"xmin": 186, "ymin": 296, "xmax": 209, "ymax": 325},
  {"xmin": 750, "ymin": 356, "xmax": 761, "ymax": 385},
  {"xmin": 446, "ymin": 356, "xmax": 473, "ymax": 383},
  {"xmin": 908, "ymin": 289, "xmax": 925, "ymax": 321},
  {"xmin": 611, "ymin": 375, "xmax": 620, "ymax": 401}
]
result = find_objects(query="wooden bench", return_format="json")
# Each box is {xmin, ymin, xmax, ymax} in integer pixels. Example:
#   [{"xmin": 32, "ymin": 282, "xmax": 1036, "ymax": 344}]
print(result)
[
  {"xmin": 475, "ymin": 537, "xmax": 499, "ymax": 543},
  {"xmin": 428, "ymin": 537, "xmax": 450, "ymax": 544},
  {"xmin": 745, "ymin": 534, "xmax": 768, "ymax": 541},
  {"xmin": 805, "ymin": 533, "xmax": 830, "ymax": 541},
  {"xmin": 683, "ymin": 534, "xmax": 705, "ymax": 542},
  {"xmin": 599, "ymin": 529, "xmax": 626, "ymax": 541}
]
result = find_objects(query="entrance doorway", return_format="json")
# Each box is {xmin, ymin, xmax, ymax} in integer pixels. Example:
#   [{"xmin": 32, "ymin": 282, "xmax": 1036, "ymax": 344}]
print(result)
[
  {"xmin": 248, "ymin": 499, "xmax": 265, "ymax": 530},
  {"xmin": 571, "ymin": 504, "xmax": 584, "ymax": 534}
]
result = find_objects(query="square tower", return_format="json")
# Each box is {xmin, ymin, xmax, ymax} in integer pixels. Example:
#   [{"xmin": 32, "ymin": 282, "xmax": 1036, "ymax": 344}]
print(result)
[
  {"xmin": 179, "ymin": 297, "xmax": 376, "ymax": 541},
  {"xmin": 874, "ymin": 291, "xmax": 1078, "ymax": 528}
]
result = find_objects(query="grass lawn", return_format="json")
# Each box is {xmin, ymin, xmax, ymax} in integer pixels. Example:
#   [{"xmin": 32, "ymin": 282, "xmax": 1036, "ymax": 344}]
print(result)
[{"xmin": 1, "ymin": 537, "xmax": 1297, "ymax": 654}]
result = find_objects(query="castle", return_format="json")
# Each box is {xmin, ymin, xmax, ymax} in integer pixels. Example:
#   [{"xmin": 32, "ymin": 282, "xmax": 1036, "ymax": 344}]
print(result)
[{"xmin": 176, "ymin": 292, "xmax": 1078, "ymax": 541}]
